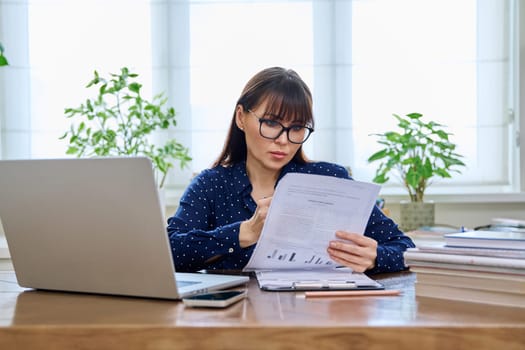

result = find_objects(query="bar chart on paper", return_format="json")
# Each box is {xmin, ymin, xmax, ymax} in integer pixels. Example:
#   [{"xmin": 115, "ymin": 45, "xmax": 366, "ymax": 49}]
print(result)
[{"xmin": 265, "ymin": 248, "xmax": 334, "ymax": 266}]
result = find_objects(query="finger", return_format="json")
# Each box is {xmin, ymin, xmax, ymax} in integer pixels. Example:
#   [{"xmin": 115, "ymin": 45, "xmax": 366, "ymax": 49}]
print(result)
[
  {"xmin": 335, "ymin": 230, "xmax": 358, "ymax": 239},
  {"xmin": 329, "ymin": 240, "xmax": 360, "ymax": 254},
  {"xmin": 335, "ymin": 231, "xmax": 377, "ymax": 247},
  {"xmin": 328, "ymin": 253, "xmax": 368, "ymax": 273},
  {"xmin": 256, "ymin": 196, "xmax": 273, "ymax": 205},
  {"xmin": 328, "ymin": 246, "xmax": 375, "ymax": 270},
  {"xmin": 329, "ymin": 241, "xmax": 377, "ymax": 262},
  {"xmin": 328, "ymin": 247, "xmax": 362, "ymax": 264},
  {"xmin": 255, "ymin": 197, "xmax": 273, "ymax": 218}
]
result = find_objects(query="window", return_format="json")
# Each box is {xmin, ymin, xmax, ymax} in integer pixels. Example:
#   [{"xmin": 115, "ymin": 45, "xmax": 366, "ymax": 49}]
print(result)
[
  {"xmin": 0, "ymin": 0, "xmax": 152, "ymax": 158},
  {"xmin": 188, "ymin": 1, "xmax": 313, "ymax": 172},
  {"xmin": 179, "ymin": 0, "xmax": 523, "ymax": 196},
  {"xmin": 1, "ymin": 0, "xmax": 523, "ymax": 199},
  {"xmin": 348, "ymin": 0, "xmax": 518, "ymax": 195}
]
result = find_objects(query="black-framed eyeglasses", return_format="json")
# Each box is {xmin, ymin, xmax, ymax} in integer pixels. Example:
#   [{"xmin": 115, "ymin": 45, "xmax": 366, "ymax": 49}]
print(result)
[{"xmin": 247, "ymin": 109, "xmax": 314, "ymax": 144}]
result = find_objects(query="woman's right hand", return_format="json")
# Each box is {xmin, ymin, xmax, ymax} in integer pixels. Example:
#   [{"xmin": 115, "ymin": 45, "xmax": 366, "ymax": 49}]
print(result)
[{"xmin": 239, "ymin": 196, "xmax": 272, "ymax": 248}]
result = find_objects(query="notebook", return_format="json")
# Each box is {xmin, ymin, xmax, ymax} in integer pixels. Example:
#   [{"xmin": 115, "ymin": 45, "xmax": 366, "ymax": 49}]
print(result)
[
  {"xmin": 444, "ymin": 230, "xmax": 525, "ymax": 250},
  {"xmin": 0, "ymin": 157, "xmax": 249, "ymax": 299}
]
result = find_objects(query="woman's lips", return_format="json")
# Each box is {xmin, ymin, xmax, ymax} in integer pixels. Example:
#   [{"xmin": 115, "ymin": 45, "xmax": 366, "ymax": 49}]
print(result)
[{"xmin": 270, "ymin": 151, "xmax": 287, "ymax": 159}]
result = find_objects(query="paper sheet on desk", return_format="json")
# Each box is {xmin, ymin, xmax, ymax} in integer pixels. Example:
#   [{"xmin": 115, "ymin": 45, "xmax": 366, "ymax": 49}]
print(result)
[{"xmin": 243, "ymin": 173, "xmax": 380, "ymax": 271}]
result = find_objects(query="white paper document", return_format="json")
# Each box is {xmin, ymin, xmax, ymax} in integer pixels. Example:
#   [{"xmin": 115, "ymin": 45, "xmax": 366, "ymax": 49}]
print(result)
[{"xmin": 243, "ymin": 173, "xmax": 380, "ymax": 272}]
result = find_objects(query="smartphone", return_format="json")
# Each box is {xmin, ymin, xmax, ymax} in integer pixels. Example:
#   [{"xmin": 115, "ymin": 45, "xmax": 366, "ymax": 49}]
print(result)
[{"xmin": 182, "ymin": 290, "xmax": 246, "ymax": 308}]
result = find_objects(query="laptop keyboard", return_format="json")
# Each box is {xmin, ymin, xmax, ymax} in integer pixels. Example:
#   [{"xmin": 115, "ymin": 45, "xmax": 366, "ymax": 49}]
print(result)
[{"xmin": 177, "ymin": 280, "xmax": 201, "ymax": 287}]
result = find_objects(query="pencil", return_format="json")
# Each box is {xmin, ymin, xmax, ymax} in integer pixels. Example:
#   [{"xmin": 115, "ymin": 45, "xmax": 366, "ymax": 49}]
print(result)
[{"xmin": 304, "ymin": 289, "xmax": 401, "ymax": 298}]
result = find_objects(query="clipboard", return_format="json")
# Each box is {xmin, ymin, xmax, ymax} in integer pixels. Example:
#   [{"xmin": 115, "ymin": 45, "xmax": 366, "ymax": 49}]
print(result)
[{"xmin": 254, "ymin": 269, "xmax": 384, "ymax": 292}]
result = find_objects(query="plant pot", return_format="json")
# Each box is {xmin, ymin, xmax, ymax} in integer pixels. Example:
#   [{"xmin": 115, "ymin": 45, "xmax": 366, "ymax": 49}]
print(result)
[{"xmin": 399, "ymin": 201, "xmax": 435, "ymax": 232}]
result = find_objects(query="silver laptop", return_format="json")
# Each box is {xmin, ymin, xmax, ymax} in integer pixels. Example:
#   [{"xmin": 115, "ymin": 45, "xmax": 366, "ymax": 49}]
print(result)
[{"xmin": 0, "ymin": 157, "xmax": 249, "ymax": 299}]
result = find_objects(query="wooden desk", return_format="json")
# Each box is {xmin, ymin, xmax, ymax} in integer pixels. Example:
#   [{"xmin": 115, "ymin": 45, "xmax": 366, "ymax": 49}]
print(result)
[{"xmin": 0, "ymin": 271, "xmax": 524, "ymax": 350}]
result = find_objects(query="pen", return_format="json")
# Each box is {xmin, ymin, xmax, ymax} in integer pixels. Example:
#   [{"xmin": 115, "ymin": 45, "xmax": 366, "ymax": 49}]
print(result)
[{"xmin": 304, "ymin": 289, "xmax": 401, "ymax": 298}]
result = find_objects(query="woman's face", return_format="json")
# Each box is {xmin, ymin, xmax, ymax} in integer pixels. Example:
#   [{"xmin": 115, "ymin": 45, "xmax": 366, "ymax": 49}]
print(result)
[{"xmin": 236, "ymin": 102, "xmax": 303, "ymax": 174}]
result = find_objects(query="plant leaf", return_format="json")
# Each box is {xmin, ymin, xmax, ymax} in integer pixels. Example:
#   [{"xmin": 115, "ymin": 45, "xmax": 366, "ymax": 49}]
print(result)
[
  {"xmin": 368, "ymin": 112, "xmax": 466, "ymax": 199},
  {"xmin": 0, "ymin": 55, "xmax": 8, "ymax": 66},
  {"xmin": 60, "ymin": 67, "xmax": 192, "ymax": 184}
]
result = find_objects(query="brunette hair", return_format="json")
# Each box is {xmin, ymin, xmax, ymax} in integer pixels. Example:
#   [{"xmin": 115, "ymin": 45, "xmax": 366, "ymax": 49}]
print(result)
[{"xmin": 213, "ymin": 67, "xmax": 314, "ymax": 167}]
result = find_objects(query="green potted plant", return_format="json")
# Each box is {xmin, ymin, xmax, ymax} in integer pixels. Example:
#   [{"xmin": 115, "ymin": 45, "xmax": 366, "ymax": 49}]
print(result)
[
  {"xmin": 367, "ymin": 112, "xmax": 466, "ymax": 231},
  {"xmin": 0, "ymin": 42, "xmax": 8, "ymax": 66},
  {"xmin": 60, "ymin": 67, "xmax": 191, "ymax": 189}
]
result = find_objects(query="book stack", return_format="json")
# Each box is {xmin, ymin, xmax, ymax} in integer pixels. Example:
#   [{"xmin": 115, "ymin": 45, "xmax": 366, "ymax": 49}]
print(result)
[{"xmin": 404, "ymin": 230, "xmax": 525, "ymax": 308}]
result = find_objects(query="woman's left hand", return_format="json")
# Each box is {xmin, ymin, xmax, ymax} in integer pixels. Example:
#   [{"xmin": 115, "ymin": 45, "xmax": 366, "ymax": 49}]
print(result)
[{"xmin": 327, "ymin": 231, "xmax": 377, "ymax": 273}]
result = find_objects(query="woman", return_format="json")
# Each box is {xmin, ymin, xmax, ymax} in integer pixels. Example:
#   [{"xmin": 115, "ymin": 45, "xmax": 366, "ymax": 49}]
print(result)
[{"xmin": 167, "ymin": 67, "xmax": 415, "ymax": 274}]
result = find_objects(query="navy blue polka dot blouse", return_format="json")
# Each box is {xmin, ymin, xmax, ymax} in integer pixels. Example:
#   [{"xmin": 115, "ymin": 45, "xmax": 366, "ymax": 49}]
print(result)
[{"xmin": 167, "ymin": 160, "xmax": 415, "ymax": 273}]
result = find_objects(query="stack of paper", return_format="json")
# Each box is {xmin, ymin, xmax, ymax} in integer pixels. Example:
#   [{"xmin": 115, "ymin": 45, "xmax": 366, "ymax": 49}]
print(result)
[
  {"xmin": 404, "ymin": 230, "xmax": 525, "ymax": 308},
  {"xmin": 243, "ymin": 173, "xmax": 383, "ymax": 291}
]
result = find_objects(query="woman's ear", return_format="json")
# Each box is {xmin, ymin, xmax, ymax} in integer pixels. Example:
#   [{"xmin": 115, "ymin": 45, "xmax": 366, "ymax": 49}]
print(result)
[{"xmin": 235, "ymin": 105, "xmax": 245, "ymax": 131}]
